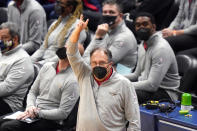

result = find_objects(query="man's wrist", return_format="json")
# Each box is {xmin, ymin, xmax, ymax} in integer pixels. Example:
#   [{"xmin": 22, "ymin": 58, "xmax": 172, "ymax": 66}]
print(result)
[
  {"xmin": 95, "ymin": 37, "xmax": 103, "ymax": 40},
  {"xmin": 95, "ymin": 36, "xmax": 103, "ymax": 40},
  {"xmin": 34, "ymin": 109, "xmax": 40, "ymax": 118}
]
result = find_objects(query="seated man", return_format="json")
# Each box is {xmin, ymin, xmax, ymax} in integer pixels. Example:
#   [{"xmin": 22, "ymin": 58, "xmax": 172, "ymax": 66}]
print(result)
[
  {"xmin": 31, "ymin": 0, "xmax": 87, "ymax": 67},
  {"xmin": 83, "ymin": 0, "xmax": 137, "ymax": 71},
  {"xmin": 129, "ymin": 0, "xmax": 174, "ymax": 30},
  {"xmin": 0, "ymin": 22, "xmax": 34, "ymax": 116},
  {"xmin": 35, "ymin": 0, "xmax": 56, "ymax": 20},
  {"xmin": 0, "ymin": 46, "xmax": 81, "ymax": 131},
  {"xmin": 8, "ymin": 0, "xmax": 47, "ymax": 55},
  {"xmin": 125, "ymin": 12, "xmax": 180, "ymax": 104},
  {"xmin": 66, "ymin": 15, "xmax": 140, "ymax": 131}
]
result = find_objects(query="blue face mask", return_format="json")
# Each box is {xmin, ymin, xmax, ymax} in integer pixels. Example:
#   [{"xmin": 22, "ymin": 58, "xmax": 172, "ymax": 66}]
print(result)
[{"xmin": 0, "ymin": 40, "xmax": 13, "ymax": 52}]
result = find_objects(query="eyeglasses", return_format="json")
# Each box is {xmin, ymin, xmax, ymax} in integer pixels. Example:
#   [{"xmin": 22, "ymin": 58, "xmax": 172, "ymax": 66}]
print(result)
[
  {"xmin": 90, "ymin": 61, "xmax": 109, "ymax": 66},
  {"xmin": 0, "ymin": 35, "xmax": 10, "ymax": 41}
]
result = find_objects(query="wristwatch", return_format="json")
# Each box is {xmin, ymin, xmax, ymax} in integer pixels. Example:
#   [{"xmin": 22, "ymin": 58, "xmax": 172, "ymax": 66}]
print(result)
[
  {"xmin": 172, "ymin": 30, "xmax": 177, "ymax": 36},
  {"xmin": 95, "ymin": 37, "xmax": 103, "ymax": 40},
  {"xmin": 34, "ymin": 109, "xmax": 40, "ymax": 118}
]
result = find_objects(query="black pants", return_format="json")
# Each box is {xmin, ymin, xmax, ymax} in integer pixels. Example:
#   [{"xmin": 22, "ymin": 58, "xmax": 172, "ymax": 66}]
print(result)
[
  {"xmin": 0, "ymin": 98, "xmax": 13, "ymax": 116},
  {"xmin": 0, "ymin": 119, "xmax": 62, "ymax": 131},
  {"xmin": 136, "ymin": 88, "xmax": 171, "ymax": 104},
  {"xmin": 165, "ymin": 34, "xmax": 197, "ymax": 54}
]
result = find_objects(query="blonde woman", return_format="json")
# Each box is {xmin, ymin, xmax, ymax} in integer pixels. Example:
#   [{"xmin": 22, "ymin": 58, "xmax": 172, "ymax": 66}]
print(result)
[{"xmin": 31, "ymin": 0, "xmax": 86, "ymax": 66}]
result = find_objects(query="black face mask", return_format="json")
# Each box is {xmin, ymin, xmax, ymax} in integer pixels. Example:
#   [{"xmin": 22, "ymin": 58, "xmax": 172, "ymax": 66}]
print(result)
[
  {"xmin": 56, "ymin": 47, "xmax": 67, "ymax": 59},
  {"xmin": 93, "ymin": 66, "xmax": 107, "ymax": 79},
  {"xmin": 54, "ymin": 3, "xmax": 65, "ymax": 16},
  {"xmin": 102, "ymin": 15, "xmax": 117, "ymax": 26},
  {"xmin": 136, "ymin": 28, "xmax": 151, "ymax": 41}
]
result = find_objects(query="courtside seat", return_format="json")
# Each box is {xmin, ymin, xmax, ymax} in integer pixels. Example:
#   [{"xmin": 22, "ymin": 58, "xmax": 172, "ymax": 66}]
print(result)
[{"xmin": 176, "ymin": 54, "xmax": 197, "ymax": 108}]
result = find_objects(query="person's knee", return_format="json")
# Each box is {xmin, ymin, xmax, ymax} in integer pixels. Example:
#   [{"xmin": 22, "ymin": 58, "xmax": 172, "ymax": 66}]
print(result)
[
  {"xmin": 0, "ymin": 120, "xmax": 22, "ymax": 131},
  {"xmin": 0, "ymin": 121, "xmax": 12, "ymax": 131},
  {"xmin": 136, "ymin": 90, "xmax": 152, "ymax": 104}
]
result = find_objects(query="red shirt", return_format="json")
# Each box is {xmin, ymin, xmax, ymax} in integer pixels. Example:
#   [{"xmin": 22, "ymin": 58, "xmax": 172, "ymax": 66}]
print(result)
[
  {"xmin": 144, "ymin": 42, "xmax": 148, "ymax": 50},
  {"xmin": 56, "ymin": 62, "xmax": 60, "ymax": 74}
]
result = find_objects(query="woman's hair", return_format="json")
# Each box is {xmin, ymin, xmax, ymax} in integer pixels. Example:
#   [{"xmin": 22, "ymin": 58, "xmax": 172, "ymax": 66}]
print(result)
[{"xmin": 44, "ymin": 0, "xmax": 82, "ymax": 48}]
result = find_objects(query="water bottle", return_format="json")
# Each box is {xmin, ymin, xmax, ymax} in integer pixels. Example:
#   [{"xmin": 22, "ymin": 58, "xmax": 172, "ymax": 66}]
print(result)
[{"xmin": 181, "ymin": 93, "xmax": 192, "ymax": 111}]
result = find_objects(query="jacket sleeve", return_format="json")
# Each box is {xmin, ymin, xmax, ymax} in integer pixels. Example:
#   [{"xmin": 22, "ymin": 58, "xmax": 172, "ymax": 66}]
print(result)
[
  {"xmin": 38, "ymin": 82, "xmax": 79, "ymax": 120},
  {"xmin": 124, "ymin": 81, "xmax": 141, "ymax": 131},
  {"xmin": 67, "ymin": 41, "xmax": 91, "ymax": 82},
  {"xmin": 22, "ymin": 10, "xmax": 47, "ymax": 54},
  {"xmin": 169, "ymin": 0, "xmax": 184, "ymax": 29},
  {"xmin": 183, "ymin": 24, "xmax": 197, "ymax": 36},
  {"xmin": 0, "ymin": 57, "xmax": 34, "ymax": 97},
  {"xmin": 125, "ymin": 63, "xmax": 140, "ymax": 82},
  {"xmin": 26, "ymin": 64, "xmax": 44, "ymax": 108},
  {"xmin": 31, "ymin": 44, "xmax": 45, "ymax": 62},
  {"xmin": 133, "ymin": 48, "xmax": 172, "ymax": 92},
  {"xmin": 108, "ymin": 37, "xmax": 136, "ymax": 65},
  {"xmin": 31, "ymin": 19, "xmax": 57, "ymax": 62},
  {"xmin": 125, "ymin": 44, "xmax": 143, "ymax": 81},
  {"xmin": 41, "ymin": 28, "xmax": 87, "ymax": 65}
]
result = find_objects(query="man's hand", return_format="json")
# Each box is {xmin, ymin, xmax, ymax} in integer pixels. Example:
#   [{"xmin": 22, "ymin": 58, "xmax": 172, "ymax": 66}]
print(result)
[
  {"xmin": 17, "ymin": 106, "xmax": 39, "ymax": 120},
  {"xmin": 162, "ymin": 28, "xmax": 184, "ymax": 38},
  {"xmin": 77, "ymin": 15, "xmax": 89, "ymax": 32},
  {"xmin": 69, "ymin": 14, "xmax": 89, "ymax": 44},
  {"xmin": 16, "ymin": 111, "xmax": 31, "ymax": 120},
  {"xmin": 95, "ymin": 24, "xmax": 109, "ymax": 39}
]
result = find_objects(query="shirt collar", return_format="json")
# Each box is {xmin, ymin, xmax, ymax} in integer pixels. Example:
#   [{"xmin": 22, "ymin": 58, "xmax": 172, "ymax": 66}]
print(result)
[
  {"xmin": 108, "ymin": 20, "xmax": 124, "ymax": 35},
  {"xmin": 143, "ymin": 31, "xmax": 160, "ymax": 49},
  {"xmin": 14, "ymin": 0, "xmax": 29, "ymax": 12},
  {"xmin": 53, "ymin": 61, "xmax": 71, "ymax": 74},
  {"xmin": 3, "ymin": 44, "xmax": 22, "ymax": 56}
]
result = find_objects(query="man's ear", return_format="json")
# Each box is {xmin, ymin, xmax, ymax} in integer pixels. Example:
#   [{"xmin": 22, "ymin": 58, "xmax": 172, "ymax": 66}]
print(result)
[
  {"xmin": 12, "ymin": 35, "xmax": 19, "ymax": 45},
  {"xmin": 153, "ymin": 24, "xmax": 156, "ymax": 31},
  {"xmin": 109, "ymin": 61, "xmax": 113, "ymax": 67},
  {"xmin": 119, "ymin": 13, "xmax": 123, "ymax": 18}
]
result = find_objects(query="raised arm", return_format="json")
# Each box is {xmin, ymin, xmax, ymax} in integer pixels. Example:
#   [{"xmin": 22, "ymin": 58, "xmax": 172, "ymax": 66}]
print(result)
[
  {"xmin": 68, "ymin": 15, "xmax": 88, "ymax": 52},
  {"xmin": 66, "ymin": 15, "xmax": 90, "ymax": 81}
]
